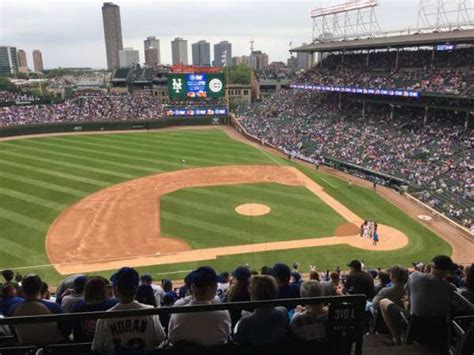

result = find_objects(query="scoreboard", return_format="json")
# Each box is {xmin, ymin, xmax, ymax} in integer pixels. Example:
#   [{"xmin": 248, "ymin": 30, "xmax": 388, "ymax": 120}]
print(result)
[{"xmin": 168, "ymin": 73, "xmax": 225, "ymax": 99}]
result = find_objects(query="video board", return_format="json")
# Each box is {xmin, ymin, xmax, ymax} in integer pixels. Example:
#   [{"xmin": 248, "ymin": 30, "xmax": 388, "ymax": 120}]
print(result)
[{"xmin": 168, "ymin": 73, "xmax": 225, "ymax": 99}]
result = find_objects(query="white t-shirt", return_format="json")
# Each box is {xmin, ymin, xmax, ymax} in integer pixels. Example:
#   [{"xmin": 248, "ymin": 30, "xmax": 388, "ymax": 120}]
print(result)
[
  {"xmin": 168, "ymin": 299, "xmax": 231, "ymax": 346},
  {"xmin": 174, "ymin": 295, "xmax": 221, "ymax": 307},
  {"xmin": 217, "ymin": 282, "xmax": 229, "ymax": 302},
  {"xmin": 151, "ymin": 284, "xmax": 165, "ymax": 307},
  {"xmin": 92, "ymin": 301, "xmax": 166, "ymax": 354}
]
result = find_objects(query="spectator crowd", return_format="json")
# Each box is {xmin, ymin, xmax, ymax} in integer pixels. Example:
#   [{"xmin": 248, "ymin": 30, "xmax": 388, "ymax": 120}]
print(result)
[
  {"xmin": 297, "ymin": 48, "xmax": 474, "ymax": 96},
  {"xmin": 240, "ymin": 90, "xmax": 473, "ymax": 228},
  {"xmin": 0, "ymin": 256, "xmax": 472, "ymax": 353},
  {"xmin": 0, "ymin": 91, "xmax": 40, "ymax": 106},
  {"xmin": 0, "ymin": 92, "xmax": 163, "ymax": 126}
]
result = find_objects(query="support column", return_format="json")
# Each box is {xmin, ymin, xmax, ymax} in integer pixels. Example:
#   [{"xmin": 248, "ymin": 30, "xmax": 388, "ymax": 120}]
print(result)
[
  {"xmin": 390, "ymin": 104, "xmax": 394, "ymax": 120},
  {"xmin": 431, "ymin": 46, "xmax": 435, "ymax": 70},
  {"xmin": 466, "ymin": 111, "xmax": 471, "ymax": 131},
  {"xmin": 424, "ymin": 107, "xmax": 429, "ymax": 127},
  {"xmin": 395, "ymin": 49, "xmax": 399, "ymax": 71},
  {"xmin": 362, "ymin": 101, "xmax": 366, "ymax": 116},
  {"xmin": 366, "ymin": 50, "xmax": 370, "ymax": 68},
  {"xmin": 338, "ymin": 94, "xmax": 342, "ymax": 111}
]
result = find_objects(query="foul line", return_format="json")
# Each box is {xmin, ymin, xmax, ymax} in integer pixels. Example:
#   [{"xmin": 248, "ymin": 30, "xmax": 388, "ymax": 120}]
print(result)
[
  {"xmin": 258, "ymin": 146, "xmax": 285, "ymax": 166},
  {"xmin": 320, "ymin": 177, "xmax": 338, "ymax": 188}
]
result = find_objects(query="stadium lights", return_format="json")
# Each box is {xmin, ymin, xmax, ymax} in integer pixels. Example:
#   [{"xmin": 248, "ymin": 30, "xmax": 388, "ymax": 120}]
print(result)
[{"xmin": 311, "ymin": 0, "xmax": 378, "ymax": 18}]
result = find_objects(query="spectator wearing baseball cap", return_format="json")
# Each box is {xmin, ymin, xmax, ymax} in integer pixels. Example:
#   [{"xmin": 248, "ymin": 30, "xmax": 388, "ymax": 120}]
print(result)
[
  {"xmin": 406, "ymin": 256, "xmax": 457, "ymax": 347},
  {"xmin": 140, "ymin": 273, "xmax": 164, "ymax": 307},
  {"xmin": 234, "ymin": 275, "xmax": 289, "ymax": 345},
  {"xmin": 343, "ymin": 260, "xmax": 375, "ymax": 299},
  {"xmin": 226, "ymin": 266, "xmax": 252, "ymax": 326},
  {"xmin": 273, "ymin": 263, "xmax": 300, "ymax": 308},
  {"xmin": 92, "ymin": 267, "xmax": 166, "ymax": 353},
  {"xmin": 168, "ymin": 266, "xmax": 231, "ymax": 347},
  {"xmin": 174, "ymin": 271, "xmax": 221, "ymax": 307}
]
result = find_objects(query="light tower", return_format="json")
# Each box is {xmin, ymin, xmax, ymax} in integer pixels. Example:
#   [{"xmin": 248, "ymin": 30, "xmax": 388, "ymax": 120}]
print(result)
[
  {"xmin": 310, "ymin": 0, "xmax": 381, "ymax": 42},
  {"xmin": 417, "ymin": 0, "xmax": 473, "ymax": 31}
]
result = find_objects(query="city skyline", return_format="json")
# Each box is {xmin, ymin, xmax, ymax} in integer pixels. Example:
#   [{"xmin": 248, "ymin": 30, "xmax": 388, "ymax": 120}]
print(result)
[
  {"xmin": 2, "ymin": 0, "xmax": 420, "ymax": 69},
  {"xmin": 102, "ymin": 2, "xmax": 123, "ymax": 69}
]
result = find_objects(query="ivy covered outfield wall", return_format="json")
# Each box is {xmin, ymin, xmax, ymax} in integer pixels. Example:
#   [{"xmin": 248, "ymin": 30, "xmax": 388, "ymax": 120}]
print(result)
[{"xmin": 0, "ymin": 117, "xmax": 228, "ymax": 138}]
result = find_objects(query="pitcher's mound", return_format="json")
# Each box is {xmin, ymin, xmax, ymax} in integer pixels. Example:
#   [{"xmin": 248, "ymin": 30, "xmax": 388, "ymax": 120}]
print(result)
[{"xmin": 235, "ymin": 203, "xmax": 271, "ymax": 216}]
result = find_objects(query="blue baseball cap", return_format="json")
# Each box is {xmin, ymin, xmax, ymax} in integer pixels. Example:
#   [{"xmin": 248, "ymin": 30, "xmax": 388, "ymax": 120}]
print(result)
[
  {"xmin": 111, "ymin": 267, "xmax": 140, "ymax": 288},
  {"xmin": 140, "ymin": 273, "xmax": 153, "ymax": 283},
  {"xmin": 232, "ymin": 266, "xmax": 251, "ymax": 283},
  {"xmin": 73, "ymin": 276, "xmax": 88, "ymax": 292},
  {"xmin": 191, "ymin": 266, "xmax": 217, "ymax": 288},
  {"xmin": 273, "ymin": 263, "xmax": 291, "ymax": 281}
]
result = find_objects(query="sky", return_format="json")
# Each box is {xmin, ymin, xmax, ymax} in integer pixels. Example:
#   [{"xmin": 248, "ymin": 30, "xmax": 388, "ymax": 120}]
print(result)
[{"xmin": 1, "ymin": 0, "xmax": 429, "ymax": 69}]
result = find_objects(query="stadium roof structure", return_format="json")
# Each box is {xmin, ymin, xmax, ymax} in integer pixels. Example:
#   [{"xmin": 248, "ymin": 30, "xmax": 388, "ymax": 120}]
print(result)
[{"xmin": 291, "ymin": 29, "xmax": 474, "ymax": 53}]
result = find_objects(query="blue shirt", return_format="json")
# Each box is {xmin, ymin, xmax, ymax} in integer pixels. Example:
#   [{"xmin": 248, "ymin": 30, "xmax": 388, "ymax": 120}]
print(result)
[
  {"xmin": 0, "ymin": 296, "xmax": 23, "ymax": 316},
  {"xmin": 8, "ymin": 299, "xmax": 63, "ymax": 317},
  {"xmin": 8, "ymin": 299, "xmax": 70, "ymax": 338},
  {"xmin": 70, "ymin": 299, "xmax": 118, "ymax": 342}
]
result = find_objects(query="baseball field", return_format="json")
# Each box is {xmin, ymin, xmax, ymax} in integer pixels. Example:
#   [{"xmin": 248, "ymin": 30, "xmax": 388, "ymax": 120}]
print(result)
[{"xmin": 0, "ymin": 127, "xmax": 454, "ymax": 284}]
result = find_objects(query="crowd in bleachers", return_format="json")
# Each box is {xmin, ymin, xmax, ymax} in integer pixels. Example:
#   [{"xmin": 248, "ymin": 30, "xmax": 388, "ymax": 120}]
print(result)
[
  {"xmin": 240, "ymin": 90, "xmax": 473, "ymax": 228},
  {"xmin": 0, "ymin": 256, "xmax": 472, "ymax": 353},
  {"xmin": 0, "ymin": 91, "xmax": 40, "ymax": 105},
  {"xmin": 0, "ymin": 92, "xmax": 163, "ymax": 126},
  {"xmin": 297, "ymin": 48, "xmax": 474, "ymax": 95},
  {"xmin": 255, "ymin": 63, "xmax": 296, "ymax": 81}
]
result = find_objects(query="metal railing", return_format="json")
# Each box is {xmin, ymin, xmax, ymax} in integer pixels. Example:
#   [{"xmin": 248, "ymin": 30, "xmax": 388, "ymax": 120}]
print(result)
[{"xmin": 0, "ymin": 295, "xmax": 366, "ymax": 355}]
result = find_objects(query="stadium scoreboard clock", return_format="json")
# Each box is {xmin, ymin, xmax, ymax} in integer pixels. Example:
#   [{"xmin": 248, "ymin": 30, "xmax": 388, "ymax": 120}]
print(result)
[{"xmin": 168, "ymin": 73, "xmax": 225, "ymax": 99}]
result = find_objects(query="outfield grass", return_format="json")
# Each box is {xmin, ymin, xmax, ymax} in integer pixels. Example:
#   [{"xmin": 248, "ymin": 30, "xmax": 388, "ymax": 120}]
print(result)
[
  {"xmin": 0, "ymin": 129, "xmax": 451, "ymax": 284},
  {"xmin": 161, "ymin": 183, "xmax": 346, "ymax": 248}
]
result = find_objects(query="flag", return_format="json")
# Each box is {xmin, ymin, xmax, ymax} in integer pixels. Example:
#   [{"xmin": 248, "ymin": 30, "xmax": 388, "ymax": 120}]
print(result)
[
  {"xmin": 289, "ymin": 41, "xmax": 292, "ymax": 47},
  {"xmin": 221, "ymin": 50, "xmax": 227, "ymax": 66}
]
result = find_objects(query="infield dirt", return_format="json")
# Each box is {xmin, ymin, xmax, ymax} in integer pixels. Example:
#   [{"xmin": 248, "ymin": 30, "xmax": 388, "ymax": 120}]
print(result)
[{"xmin": 47, "ymin": 165, "xmax": 409, "ymax": 274}]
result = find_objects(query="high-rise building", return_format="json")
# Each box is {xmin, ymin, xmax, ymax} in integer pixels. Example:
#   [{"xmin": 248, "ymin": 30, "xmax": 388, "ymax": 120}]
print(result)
[
  {"xmin": 171, "ymin": 37, "xmax": 188, "ymax": 65},
  {"xmin": 213, "ymin": 41, "xmax": 232, "ymax": 67},
  {"xmin": 192, "ymin": 40, "xmax": 211, "ymax": 66},
  {"xmin": 17, "ymin": 49, "xmax": 28, "ymax": 73},
  {"xmin": 102, "ymin": 2, "xmax": 123, "ymax": 70},
  {"xmin": 144, "ymin": 36, "xmax": 160, "ymax": 66},
  {"xmin": 287, "ymin": 55, "xmax": 298, "ymax": 70},
  {"xmin": 250, "ymin": 50, "xmax": 269, "ymax": 70},
  {"xmin": 32, "ymin": 49, "xmax": 44, "ymax": 72},
  {"xmin": 118, "ymin": 48, "xmax": 139, "ymax": 68},
  {"xmin": 296, "ymin": 43, "xmax": 311, "ymax": 70},
  {"xmin": 0, "ymin": 46, "xmax": 18, "ymax": 75},
  {"xmin": 231, "ymin": 56, "xmax": 243, "ymax": 66}
]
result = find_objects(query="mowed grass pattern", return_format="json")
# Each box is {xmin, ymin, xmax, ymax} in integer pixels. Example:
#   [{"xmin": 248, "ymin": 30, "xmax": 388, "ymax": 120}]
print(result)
[
  {"xmin": 0, "ymin": 129, "xmax": 451, "ymax": 283},
  {"xmin": 161, "ymin": 183, "xmax": 346, "ymax": 248}
]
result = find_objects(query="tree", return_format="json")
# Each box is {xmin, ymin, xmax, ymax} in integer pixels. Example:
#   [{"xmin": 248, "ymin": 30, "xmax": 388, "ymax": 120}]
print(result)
[
  {"xmin": 0, "ymin": 77, "xmax": 18, "ymax": 92},
  {"xmin": 225, "ymin": 64, "xmax": 252, "ymax": 84}
]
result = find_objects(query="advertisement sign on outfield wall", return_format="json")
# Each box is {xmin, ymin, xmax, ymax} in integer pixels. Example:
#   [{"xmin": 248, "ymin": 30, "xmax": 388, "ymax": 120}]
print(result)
[{"xmin": 164, "ymin": 107, "xmax": 228, "ymax": 117}]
